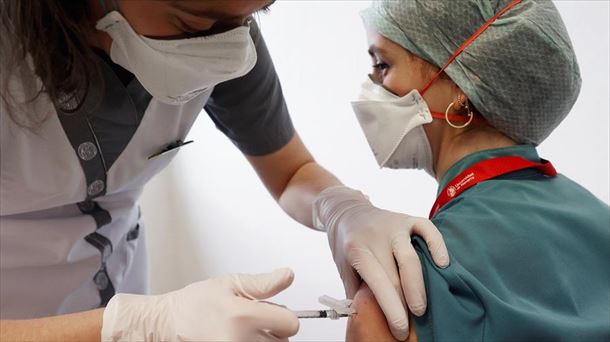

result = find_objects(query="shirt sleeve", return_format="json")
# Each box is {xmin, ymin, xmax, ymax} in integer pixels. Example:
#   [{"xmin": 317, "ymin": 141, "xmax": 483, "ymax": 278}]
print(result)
[{"xmin": 204, "ymin": 19, "xmax": 295, "ymax": 156}]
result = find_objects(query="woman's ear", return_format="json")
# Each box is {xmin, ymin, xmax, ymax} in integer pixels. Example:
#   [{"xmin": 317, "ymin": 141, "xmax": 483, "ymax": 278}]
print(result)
[{"xmin": 452, "ymin": 90, "xmax": 469, "ymax": 111}]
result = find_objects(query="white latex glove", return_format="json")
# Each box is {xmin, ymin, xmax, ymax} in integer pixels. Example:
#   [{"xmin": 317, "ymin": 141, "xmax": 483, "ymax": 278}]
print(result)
[
  {"xmin": 101, "ymin": 268, "xmax": 299, "ymax": 342},
  {"xmin": 312, "ymin": 186, "xmax": 450, "ymax": 341}
]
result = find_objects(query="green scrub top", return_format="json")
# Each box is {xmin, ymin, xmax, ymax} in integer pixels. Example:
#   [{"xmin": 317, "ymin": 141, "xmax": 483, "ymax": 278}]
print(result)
[{"xmin": 412, "ymin": 145, "xmax": 610, "ymax": 341}]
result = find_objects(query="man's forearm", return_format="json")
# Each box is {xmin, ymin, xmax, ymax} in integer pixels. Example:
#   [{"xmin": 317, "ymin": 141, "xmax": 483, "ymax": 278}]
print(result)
[
  {"xmin": 0, "ymin": 308, "xmax": 103, "ymax": 342},
  {"xmin": 278, "ymin": 161, "xmax": 341, "ymax": 228}
]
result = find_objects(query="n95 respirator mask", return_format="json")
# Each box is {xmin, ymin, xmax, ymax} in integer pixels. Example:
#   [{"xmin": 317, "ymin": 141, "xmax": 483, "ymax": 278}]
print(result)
[{"xmin": 351, "ymin": 77, "xmax": 435, "ymax": 176}]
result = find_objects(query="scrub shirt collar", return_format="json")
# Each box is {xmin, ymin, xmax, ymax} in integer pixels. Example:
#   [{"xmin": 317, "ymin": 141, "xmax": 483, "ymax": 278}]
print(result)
[{"xmin": 436, "ymin": 144, "xmax": 541, "ymax": 197}]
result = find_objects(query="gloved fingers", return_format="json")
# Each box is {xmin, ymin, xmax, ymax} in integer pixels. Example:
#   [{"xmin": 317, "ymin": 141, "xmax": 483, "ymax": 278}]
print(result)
[
  {"xmin": 237, "ymin": 329, "xmax": 285, "ymax": 342},
  {"xmin": 259, "ymin": 330, "xmax": 288, "ymax": 342},
  {"xmin": 260, "ymin": 330, "xmax": 288, "ymax": 342},
  {"xmin": 233, "ymin": 268, "xmax": 295, "ymax": 300},
  {"xmin": 340, "ymin": 263, "xmax": 362, "ymax": 299},
  {"xmin": 241, "ymin": 300, "xmax": 300, "ymax": 339},
  {"xmin": 411, "ymin": 218, "xmax": 450, "ymax": 268},
  {"xmin": 392, "ymin": 235, "xmax": 427, "ymax": 316},
  {"xmin": 352, "ymin": 248, "xmax": 409, "ymax": 341},
  {"xmin": 373, "ymin": 243, "xmax": 406, "ymax": 304}
]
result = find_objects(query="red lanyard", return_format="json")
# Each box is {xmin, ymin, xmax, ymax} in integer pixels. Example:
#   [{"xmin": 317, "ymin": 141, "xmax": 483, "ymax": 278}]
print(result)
[{"xmin": 429, "ymin": 155, "xmax": 557, "ymax": 219}]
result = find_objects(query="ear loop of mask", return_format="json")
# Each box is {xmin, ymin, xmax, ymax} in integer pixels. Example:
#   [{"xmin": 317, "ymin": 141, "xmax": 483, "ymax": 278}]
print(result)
[{"xmin": 419, "ymin": 0, "xmax": 523, "ymax": 128}]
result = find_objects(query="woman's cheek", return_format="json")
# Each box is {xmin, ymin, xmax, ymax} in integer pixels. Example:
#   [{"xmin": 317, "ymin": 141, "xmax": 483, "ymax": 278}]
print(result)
[{"xmin": 384, "ymin": 76, "xmax": 410, "ymax": 97}]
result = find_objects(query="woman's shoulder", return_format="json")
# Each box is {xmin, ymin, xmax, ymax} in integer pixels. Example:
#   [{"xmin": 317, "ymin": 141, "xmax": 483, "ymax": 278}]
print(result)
[{"xmin": 415, "ymin": 173, "xmax": 609, "ymax": 341}]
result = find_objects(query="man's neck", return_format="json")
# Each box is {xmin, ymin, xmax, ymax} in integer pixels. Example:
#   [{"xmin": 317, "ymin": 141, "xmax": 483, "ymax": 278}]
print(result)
[{"xmin": 434, "ymin": 127, "xmax": 517, "ymax": 182}]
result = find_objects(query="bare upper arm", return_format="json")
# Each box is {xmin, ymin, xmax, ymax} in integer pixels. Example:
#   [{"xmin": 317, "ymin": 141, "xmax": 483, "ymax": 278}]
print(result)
[{"xmin": 346, "ymin": 283, "xmax": 418, "ymax": 342}]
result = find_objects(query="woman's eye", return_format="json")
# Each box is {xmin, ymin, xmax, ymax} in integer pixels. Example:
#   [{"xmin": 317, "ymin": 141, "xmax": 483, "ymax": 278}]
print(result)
[
  {"xmin": 260, "ymin": 4, "xmax": 272, "ymax": 13},
  {"xmin": 372, "ymin": 62, "xmax": 389, "ymax": 71}
]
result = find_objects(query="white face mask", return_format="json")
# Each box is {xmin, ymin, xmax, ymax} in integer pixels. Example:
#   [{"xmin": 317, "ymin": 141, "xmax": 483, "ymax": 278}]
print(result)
[
  {"xmin": 95, "ymin": 11, "xmax": 257, "ymax": 105},
  {"xmin": 351, "ymin": 77, "xmax": 435, "ymax": 177}
]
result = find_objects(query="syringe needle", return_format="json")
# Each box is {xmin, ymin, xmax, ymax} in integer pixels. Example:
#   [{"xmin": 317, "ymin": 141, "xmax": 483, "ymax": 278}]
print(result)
[{"xmin": 294, "ymin": 309, "xmax": 349, "ymax": 320}]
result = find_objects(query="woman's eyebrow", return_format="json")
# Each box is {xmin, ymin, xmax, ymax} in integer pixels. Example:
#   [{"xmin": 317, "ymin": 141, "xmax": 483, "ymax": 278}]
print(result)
[
  {"xmin": 368, "ymin": 45, "xmax": 388, "ymax": 57},
  {"xmin": 171, "ymin": 0, "xmax": 276, "ymax": 20}
]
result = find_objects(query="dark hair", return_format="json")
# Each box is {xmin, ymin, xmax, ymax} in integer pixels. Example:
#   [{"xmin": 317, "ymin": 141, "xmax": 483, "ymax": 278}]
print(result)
[{"xmin": 1, "ymin": 0, "xmax": 99, "ymax": 126}]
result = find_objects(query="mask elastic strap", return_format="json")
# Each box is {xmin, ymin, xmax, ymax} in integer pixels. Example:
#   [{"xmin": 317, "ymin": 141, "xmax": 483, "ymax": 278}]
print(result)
[{"xmin": 419, "ymin": 0, "xmax": 522, "ymax": 96}]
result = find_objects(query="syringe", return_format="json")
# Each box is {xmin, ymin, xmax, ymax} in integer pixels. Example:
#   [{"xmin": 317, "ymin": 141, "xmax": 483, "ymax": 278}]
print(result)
[
  {"xmin": 262, "ymin": 295, "xmax": 355, "ymax": 320},
  {"xmin": 293, "ymin": 309, "xmax": 350, "ymax": 320}
]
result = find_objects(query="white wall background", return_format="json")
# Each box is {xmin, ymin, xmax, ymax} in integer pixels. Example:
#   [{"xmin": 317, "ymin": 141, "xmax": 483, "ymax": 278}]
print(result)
[{"xmin": 141, "ymin": 1, "xmax": 609, "ymax": 341}]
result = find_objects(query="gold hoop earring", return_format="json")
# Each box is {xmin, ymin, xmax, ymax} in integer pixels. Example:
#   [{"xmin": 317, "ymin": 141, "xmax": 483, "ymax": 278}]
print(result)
[{"xmin": 445, "ymin": 101, "xmax": 474, "ymax": 129}]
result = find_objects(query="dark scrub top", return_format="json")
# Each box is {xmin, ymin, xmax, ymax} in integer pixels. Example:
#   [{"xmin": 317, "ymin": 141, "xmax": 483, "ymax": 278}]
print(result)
[{"xmin": 412, "ymin": 145, "xmax": 610, "ymax": 341}]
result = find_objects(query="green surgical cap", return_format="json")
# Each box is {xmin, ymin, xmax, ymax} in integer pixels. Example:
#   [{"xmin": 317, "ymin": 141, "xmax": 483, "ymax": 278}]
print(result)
[{"xmin": 361, "ymin": 0, "xmax": 581, "ymax": 145}]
